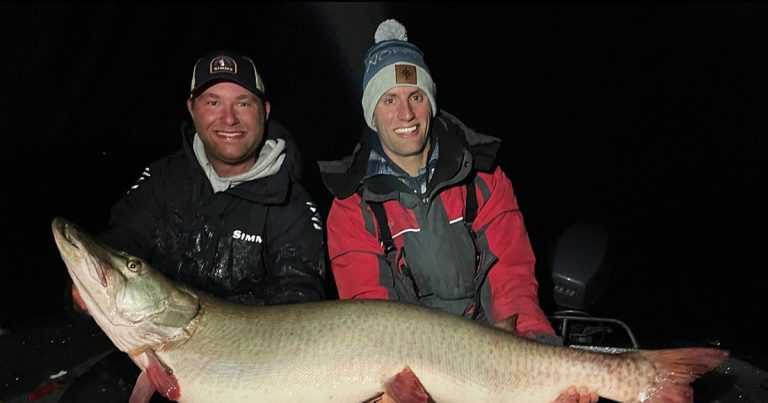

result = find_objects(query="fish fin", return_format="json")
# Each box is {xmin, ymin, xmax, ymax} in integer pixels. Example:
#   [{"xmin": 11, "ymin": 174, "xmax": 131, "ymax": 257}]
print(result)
[
  {"xmin": 130, "ymin": 350, "xmax": 181, "ymax": 402},
  {"xmin": 129, "ymin": 370, "xmax": 156, "ymax": 403},
  {"xmin": 382, "ymin": 365, "xmax": 431, "ymax": 403},
  {"xmin": 641, "ymin": 347, "xmax": 729, "ymax": 403}
]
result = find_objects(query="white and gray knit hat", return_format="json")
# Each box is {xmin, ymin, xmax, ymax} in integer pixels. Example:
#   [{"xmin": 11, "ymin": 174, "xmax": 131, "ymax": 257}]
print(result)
[{"xmin": 361, "ymin": 19, "xmax": 437, "ymax": 131}]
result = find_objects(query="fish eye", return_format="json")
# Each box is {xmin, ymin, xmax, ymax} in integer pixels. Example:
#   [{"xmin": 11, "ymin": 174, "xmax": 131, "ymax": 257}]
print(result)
[{"xmin": 126, "ymin": 259, "xmax": 143, "ymax": 272}]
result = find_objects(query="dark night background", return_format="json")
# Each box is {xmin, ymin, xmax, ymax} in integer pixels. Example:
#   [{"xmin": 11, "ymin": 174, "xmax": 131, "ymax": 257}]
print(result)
[{"xmin": 1, "ymin": 0, "xmax": 765, "ymax": 379}]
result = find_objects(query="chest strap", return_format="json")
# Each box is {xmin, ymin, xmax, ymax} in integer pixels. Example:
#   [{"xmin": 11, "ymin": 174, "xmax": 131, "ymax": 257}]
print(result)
[
  {"xmin": 368, "ymin": 176, "xmax": 478, "ymax": 250},
  {"xmin": 370, "ymin": 201, "xmax": 395, "ymax": 253}
]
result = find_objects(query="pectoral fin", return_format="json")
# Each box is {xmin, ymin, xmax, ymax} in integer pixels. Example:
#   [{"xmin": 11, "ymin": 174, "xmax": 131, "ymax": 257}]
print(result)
[
  {"xmin": 129, "ymin": 370, "xmax": 156, "ymax": 403},
  {"xmin": 129, "ymin": 351, "xmax": 180, "ymax": 403}
]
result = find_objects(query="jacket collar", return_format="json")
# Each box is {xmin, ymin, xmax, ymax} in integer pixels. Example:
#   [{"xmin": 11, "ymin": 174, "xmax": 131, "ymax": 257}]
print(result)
[
  {"xmin": 319, "ymin": 110, "xmax": 501, "ymax": 199},
  {"xmin": 180, "ymin": 119, "xmax": 300, "ymax": 204}
]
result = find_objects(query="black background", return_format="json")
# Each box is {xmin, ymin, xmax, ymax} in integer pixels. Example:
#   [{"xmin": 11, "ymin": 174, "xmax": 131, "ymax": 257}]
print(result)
[{"xmin": 1, "ymin": 3, "xmax": 765, "ymax": 368}]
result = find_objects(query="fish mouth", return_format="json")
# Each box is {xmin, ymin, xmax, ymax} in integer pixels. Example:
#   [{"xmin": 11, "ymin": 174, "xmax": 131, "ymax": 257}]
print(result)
[
  {"xmin": 52, "ymin": 217, "xmax": 82, "ymax": 260},
  {"xmin": 52, "ymin": 217, "xmax": 109, "ymax": 289}
]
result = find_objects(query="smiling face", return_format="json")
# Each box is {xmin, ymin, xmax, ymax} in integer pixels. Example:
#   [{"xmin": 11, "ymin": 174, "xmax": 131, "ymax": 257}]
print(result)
[
  {"xmin": 187, "ymin": 82, "xmax": 271, "ymax": 177},
  {"xmin": 372, "ymin": 86, "xmax": 433, "ymax": 177}
]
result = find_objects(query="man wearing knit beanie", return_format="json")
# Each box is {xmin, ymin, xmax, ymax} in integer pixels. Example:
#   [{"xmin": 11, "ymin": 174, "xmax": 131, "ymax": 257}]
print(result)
[
  {"xmin": 360, "ymin": 19, "xmax": 437, "ymax": 132},
  {"xmin": 320, "ymin": 19, "xmax": 598, "ymax": 402}
]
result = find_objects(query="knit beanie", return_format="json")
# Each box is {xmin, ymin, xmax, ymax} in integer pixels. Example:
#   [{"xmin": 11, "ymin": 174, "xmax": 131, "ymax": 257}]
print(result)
[{"xmin": 361, "ymin": 19, "xmax": 437, "ymax": 131}]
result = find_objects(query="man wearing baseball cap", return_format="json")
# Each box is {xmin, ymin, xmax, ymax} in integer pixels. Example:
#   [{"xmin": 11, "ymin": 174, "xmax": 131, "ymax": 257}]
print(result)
[{"xmin": 61, "ymin": 50, "xmax": 327, "ymax": 402}]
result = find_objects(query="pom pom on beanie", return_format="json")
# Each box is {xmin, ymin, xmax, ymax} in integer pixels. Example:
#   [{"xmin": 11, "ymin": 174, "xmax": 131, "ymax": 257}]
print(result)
[{"xmin": 361, "ymin": 19, "xmax": 437, "ymax": 131}]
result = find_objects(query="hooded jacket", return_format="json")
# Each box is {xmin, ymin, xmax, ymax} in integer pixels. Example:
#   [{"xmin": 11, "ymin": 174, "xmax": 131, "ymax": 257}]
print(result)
[
  {"xmin": 319, "ymin": 111, "xmax": 554, "ymax": 339},
  {"xmin": 98, "ymin": 120, "xmax": 326, "ymax": 305}
]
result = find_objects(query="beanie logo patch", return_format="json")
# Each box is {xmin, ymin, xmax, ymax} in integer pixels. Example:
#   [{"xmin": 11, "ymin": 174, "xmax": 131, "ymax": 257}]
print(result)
[
  {"xmin": 395, "ymin": 64, "xmax": 417, "ymax": 84},
  {"xmin": 209, "ymin": 56, "xmax": 238, "ymax": 75}
]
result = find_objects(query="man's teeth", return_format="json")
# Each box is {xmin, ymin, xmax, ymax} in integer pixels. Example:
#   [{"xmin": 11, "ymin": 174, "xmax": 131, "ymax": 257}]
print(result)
[
  {"xmin": 394, "ymin": 126, "xmax": 417, "ymax": 134},
  {"xmin": 218, "ymin": 132, "xmax": 242, "ymax": 138}
]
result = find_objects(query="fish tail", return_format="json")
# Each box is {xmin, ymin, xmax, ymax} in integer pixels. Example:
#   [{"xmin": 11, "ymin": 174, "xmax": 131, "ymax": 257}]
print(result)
[{"xmin": 640, "ymin": 347, "xmax": 729, "ymax": 403}]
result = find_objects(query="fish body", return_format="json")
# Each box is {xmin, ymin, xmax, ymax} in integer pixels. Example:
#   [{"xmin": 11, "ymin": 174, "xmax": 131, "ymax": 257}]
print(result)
[{"xmin": 52, "ymin": 216, "xmax": 727, "ymax": 403}]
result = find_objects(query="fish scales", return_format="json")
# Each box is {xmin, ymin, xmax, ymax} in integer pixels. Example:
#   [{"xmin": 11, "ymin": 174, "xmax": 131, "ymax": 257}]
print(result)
[
  {"xmin": 51, "ymin": 216, "xmax": 727, "ymax": 403},
  {"xmin": 155, "ymin": 298, "xmax": 612, "ymax": 402}
]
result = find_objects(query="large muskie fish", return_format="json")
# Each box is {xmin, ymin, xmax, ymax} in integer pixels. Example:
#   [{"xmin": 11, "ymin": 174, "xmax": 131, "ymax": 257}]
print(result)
[{"xmin": 52, "ymin": 216, "xmax": 727, "ymax": 403}]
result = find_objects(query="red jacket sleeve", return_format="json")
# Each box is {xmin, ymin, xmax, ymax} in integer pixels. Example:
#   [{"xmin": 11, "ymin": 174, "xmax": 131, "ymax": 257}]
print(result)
[
  {"xmin": 327, "ymin": 194, "xmax": 389, "ymax": 300},
  {"xmin": 474, "ymin": 167, "xmax": 555, "ymax": 337}
]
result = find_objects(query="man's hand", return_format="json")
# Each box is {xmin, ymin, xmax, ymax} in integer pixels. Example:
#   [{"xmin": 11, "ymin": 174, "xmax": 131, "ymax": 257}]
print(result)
[
  {"xmin": 374, "ymin": 387, "xmax": 599, "ymax": 403},
  {"xmin": 552, "ymin": 386, "xmax": 600, "ymax": 403},
  {"xmin": 494, "ymin": 314, "xmax": 519, "ymax": 333}
]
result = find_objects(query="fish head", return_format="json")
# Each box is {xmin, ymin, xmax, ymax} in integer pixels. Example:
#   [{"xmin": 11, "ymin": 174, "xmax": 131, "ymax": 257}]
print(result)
[{"xmin": 52, "ymin": 216, "xmax": 200, "ymax": 355}]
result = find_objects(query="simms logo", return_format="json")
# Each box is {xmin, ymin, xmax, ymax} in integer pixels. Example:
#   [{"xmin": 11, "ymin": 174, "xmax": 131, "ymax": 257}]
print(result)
[
  {"xmin": 232, "ymin": 230, "xmax": 262, "ymax": 243},
  {"xmin": 210, "ymin": 56, "xmax": 237, "ymax": 74}
]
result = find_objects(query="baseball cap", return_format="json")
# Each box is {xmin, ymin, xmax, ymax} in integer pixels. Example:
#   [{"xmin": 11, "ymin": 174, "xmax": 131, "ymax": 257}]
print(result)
[{"xmin": 189, "ymin": 50, "xmax": 265, "ymax": 99}]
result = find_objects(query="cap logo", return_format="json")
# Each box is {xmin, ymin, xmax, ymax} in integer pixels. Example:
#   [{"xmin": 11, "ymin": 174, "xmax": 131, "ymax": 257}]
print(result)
[
  {"xmin": 395, "ymin": 64, "xmax": 417, "ymax": 84},
  {"xmin": 209, "ymin": 56, "xmax": 237, "ymax": 75}
]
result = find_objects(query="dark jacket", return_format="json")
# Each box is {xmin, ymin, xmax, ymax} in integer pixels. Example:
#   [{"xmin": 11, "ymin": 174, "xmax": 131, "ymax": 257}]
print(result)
[
  {"xmin": 319, "ymin": 111, "xmax": 554, "ymax": 338},
  {"xmin": 99, "ymin": 120, "xmax": 326, "ymax": 305}
]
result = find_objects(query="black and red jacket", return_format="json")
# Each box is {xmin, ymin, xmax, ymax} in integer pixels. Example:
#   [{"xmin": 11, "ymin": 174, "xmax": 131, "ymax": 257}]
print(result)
[{"xmin": 319, "ymin": 111, "xmax": 555, "ymax": 338}]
